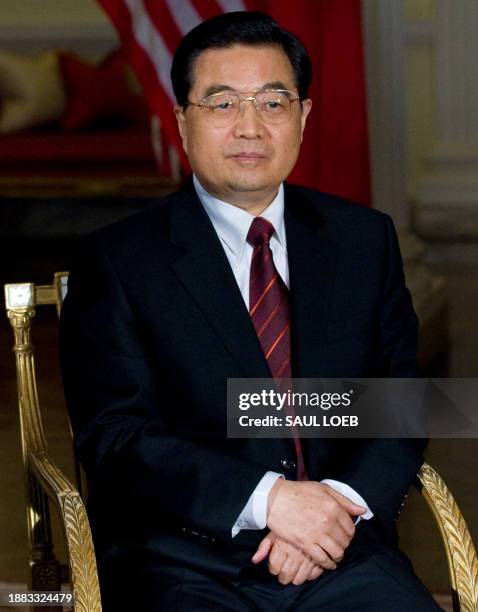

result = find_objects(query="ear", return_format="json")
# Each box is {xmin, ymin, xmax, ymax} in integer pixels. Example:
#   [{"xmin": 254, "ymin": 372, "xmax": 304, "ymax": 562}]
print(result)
[
  {"xmin": 299, "ymin": 98, "xmax": 312, "ymax": 142},
  {"xmin": 174, "ymin": 104, "xmax": 188, "ymax": 153}
]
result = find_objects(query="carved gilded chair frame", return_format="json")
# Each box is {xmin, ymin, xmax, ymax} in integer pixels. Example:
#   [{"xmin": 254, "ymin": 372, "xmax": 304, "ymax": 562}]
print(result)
[{"xmin": 5, "ymin": 273, "xmax": 101, "ymax": 612}]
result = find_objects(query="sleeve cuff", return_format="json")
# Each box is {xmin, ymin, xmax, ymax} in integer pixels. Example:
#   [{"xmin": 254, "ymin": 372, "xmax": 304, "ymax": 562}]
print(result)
[
  {"xmin": 321, "ymin": 478, "xmax": 374, "ymax": 521},
  {"xmin": 231, "ymin": 471, "xmax": 284, "ymax": 537}
]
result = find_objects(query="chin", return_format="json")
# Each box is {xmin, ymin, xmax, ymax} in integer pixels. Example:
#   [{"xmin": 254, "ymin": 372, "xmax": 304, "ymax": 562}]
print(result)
[
  {"xmin": 226, "ymin": 170, "xmax": 275, "ymax": 193},
  {"xmin": 227, "ymin": 178, "xmax": 270, "ymax": 193}
]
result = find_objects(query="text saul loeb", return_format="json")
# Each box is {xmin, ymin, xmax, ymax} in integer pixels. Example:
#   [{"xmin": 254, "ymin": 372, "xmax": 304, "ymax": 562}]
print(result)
[{"xmin": 239, "ymin": 414, "xmax": 359, "ymax": 428}]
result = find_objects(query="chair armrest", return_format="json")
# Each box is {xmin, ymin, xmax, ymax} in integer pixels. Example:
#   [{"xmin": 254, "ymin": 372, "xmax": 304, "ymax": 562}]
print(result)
[
  {"xmin": 29, "ymin": 450, "xmax": 102, "ymax": 612},
  {"xmin": 417, "ymin": 462, "xmax": 478, "ymax": 612}
]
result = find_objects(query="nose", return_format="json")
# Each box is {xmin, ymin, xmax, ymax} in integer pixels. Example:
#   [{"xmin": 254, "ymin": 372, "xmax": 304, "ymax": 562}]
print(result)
[{"xmin": 232, "ymin": 99, "xmax": 265, "ymax": 139}]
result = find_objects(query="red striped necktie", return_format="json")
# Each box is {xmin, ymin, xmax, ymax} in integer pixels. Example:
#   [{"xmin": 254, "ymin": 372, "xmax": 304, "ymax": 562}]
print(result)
[{"xmin": 247, "ymin": 216, "xmax": 307, "ymax": 481}]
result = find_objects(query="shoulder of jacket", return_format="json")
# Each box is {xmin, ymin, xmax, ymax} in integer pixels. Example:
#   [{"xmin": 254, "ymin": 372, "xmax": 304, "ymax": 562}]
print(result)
[{"xmin": 284, "ymin": 183, "xmax": 392, "ymax": 229}]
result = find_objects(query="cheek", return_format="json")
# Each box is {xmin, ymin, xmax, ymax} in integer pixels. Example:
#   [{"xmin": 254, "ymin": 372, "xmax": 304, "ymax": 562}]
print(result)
[
  {"xmin": 186, "ymin": 128, "xmax": 208, "ymax": 165},
  {"xmin": 271, "ymin": 128, "xmax": 302, "ymax": 161},
  {"xmin": 186, "ymin": 126, "xmax": 230, "ymax": 177},
  {"xmin": 288, "ymin": 122, "xmax": 304, "ymax": 147},
  {"xmin": 189, "ymin": 124, "xmax": 225, "ymax": 158}
]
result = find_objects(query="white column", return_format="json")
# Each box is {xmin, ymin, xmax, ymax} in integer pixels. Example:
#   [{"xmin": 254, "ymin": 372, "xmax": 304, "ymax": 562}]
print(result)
[{"xmin": 415, "ymin": 0, "xmax": 478, "ymax": 238}]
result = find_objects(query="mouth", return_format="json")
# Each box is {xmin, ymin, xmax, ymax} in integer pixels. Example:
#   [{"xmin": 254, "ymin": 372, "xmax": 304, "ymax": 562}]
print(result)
[{"xmin": 229, "ymin": 152, "xmax": 267, "ymax": 163}]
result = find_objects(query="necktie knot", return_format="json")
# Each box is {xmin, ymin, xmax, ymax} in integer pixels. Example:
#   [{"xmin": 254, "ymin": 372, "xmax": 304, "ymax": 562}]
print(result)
[{"xmin": 246, "ymin": 217, "xmax": 275, "ymax": 248}]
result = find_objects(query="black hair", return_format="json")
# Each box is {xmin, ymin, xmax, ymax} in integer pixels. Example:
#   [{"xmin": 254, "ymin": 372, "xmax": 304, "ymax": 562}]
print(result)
[{"xmin": 171, "ymin": 11, "xmax": 312, "ymax": 106}]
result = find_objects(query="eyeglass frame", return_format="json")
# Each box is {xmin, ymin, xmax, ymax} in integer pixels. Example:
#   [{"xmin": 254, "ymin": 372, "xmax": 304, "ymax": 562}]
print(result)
[{"xmin": 183, "ymin": 88, "xmax": 303, "ymax": 120}]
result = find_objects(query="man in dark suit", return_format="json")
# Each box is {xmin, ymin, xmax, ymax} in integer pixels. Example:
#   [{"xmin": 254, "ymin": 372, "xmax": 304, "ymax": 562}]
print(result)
[{"xmin": 60, "ymin": 11, "xmax": 442, "ymax": 611}]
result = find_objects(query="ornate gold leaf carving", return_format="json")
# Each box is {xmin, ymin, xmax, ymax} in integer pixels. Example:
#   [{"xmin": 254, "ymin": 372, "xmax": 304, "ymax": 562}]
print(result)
[
  {"xmin": 60, "ymin": 493, "xmax": 101, "ymax": 612},
  {"xmin": 419, "ymin": 463, "xmax": 478, "ymax": 612},
  {"xmin": 30, "ymin": 453, "xmax": 102, "ymax": 611}
]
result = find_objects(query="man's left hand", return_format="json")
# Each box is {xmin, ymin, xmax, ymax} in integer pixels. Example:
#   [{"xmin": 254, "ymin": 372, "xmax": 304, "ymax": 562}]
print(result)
[{"xmin": 251, "ymin": 532, "xmax": 324, "ymax": 585}]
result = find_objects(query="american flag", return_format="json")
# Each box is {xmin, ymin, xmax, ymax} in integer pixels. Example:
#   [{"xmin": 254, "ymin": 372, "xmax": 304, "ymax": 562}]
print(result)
[{"xmin": 97, "ymin": 0, "xmax": 254, "ymax": 178}]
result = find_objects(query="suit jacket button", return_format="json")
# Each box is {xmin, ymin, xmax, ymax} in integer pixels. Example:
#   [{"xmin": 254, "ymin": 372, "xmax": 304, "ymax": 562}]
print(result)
[{"xmin": 281, "ymin": 459, "xmax": 297, "ymax": 471}]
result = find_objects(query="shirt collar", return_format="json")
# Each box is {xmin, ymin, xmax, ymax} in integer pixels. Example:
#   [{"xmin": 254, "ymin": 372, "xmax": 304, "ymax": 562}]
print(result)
[{"xmin": 193, "ymin": 174, "xmax": 286, "ymax": 258}]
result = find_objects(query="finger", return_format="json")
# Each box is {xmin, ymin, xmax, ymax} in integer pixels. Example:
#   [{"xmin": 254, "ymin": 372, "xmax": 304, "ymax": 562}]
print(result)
[
  {"xmin": 278, "ymin": 554, "xmax": 302, "ymax": 585},
  {"xmin": 303, "ymin": 543, "xmax": 337, "ymax": 570},
  {"xmin": 322, "ymin": 502, "xmax": 356, "ymax": 545},
  {"xmin": 291, "ymin": 559, "xmax": 314, "ymax": 586},
  {"xmin": 317, "ymin": 535, "xmax": 345, "ymax": 563},
  {"xmin": 327, "ymin": 523, "xmax": 352, "ymax": 551},
  {"xmin": 307, "ymin": 565, "xmax": 324, "ymax": 581},
  {"xmin": 268, "ymin": 544, "xmax": 287, "ymax": 576},
  {"xmin": 336, "ymin": 510, "xmax": 357, "ymax": 539},
  {"xmin": 325, "ymin": 487, "xmax": 367, "ymax": 516},
  {"xmin": 251, "ymin": 534, "xmax": 274, "ymax": 564}
]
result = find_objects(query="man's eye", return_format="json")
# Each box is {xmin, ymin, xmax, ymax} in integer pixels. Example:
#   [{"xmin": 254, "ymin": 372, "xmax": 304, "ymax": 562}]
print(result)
[{"xmin": 212, "ymin": 101, "xmax": 234, "ymax": 111}]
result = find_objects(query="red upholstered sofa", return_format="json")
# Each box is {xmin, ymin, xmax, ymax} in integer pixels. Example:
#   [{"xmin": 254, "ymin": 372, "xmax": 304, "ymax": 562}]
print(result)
[
  {"xmin": 0, "ymin": 125, "xmax": 175, "ymax": 199},
  {"xmin": 0, "ymin": 50, "xmax": 175, "ymax": 198}
]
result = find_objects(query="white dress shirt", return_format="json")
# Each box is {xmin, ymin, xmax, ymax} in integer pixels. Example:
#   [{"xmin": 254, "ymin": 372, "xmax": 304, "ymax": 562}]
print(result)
[{"xmin": 193, "ymin": 175, "xmax": 373, "ymax": 537}]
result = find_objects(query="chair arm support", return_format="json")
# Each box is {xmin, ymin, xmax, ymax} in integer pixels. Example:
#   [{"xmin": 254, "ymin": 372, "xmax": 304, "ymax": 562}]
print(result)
[
  {"xmin": 417, "ymin": 462, "xmax": 478, "ymax": 612},
  {"xmin": 29, "ymin": 450, "xmax": 102, "ymax": 612}
]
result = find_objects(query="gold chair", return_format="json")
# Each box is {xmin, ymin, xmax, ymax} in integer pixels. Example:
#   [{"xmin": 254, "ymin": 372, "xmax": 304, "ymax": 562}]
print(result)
[
  {"xmin": 5, "ymin": 273, "xmax": 101, "ymax": 612},
  {"xmin": 4, "ymin": 274, "xmax": 478, "ymax": 612}
]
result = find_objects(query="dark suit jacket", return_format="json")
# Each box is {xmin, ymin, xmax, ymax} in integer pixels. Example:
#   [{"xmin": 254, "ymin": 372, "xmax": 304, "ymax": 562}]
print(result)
[{"xmin": 60, "ymin": 181, "xmax": 426, "ymax": 582}]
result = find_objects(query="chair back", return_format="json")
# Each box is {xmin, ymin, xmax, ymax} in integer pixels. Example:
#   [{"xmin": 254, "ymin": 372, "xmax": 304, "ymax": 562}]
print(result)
[{"xmin": 4, "ymin": 272, "xmax": 101, "ymax": 611}]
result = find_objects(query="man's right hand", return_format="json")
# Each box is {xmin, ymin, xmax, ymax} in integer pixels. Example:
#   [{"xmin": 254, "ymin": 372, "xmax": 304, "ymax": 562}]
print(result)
[{"xmin": 266, "ymin": 479, "xmax": 366, "ymax": 569}]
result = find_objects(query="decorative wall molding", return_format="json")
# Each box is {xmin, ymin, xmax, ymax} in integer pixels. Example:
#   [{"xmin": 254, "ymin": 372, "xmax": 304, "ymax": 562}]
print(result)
[
  {"xmin": 404, "ymin": 20, "xmax": 435, "ymax": 45},
  {"xmin": 435, "ymin": 1, "xmax": 478, "ymax": 144},
  {"xmin": 414, "ymin": 2, "xmax": 478, "ymax": 239},
  {"xmin": 415, "ymin": 174, "xmax": 478, "ymax": 239}
]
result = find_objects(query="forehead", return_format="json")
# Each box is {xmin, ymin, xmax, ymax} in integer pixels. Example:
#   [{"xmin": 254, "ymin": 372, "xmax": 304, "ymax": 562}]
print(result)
[{"xmin": 191, "ymin": 44, "xmax": 296, "ymax": 95}]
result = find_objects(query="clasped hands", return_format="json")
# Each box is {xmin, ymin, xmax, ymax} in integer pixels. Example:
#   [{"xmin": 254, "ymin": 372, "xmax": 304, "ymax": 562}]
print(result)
[{"xmin": 251, "ymin": 480, "xmax": 366, "ymax": 586}]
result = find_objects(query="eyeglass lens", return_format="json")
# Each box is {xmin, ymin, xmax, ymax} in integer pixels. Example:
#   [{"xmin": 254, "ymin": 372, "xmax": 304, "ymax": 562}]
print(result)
[{"xmin": 201, "ymin": 91, "xmax": 297, "ymax": 124}]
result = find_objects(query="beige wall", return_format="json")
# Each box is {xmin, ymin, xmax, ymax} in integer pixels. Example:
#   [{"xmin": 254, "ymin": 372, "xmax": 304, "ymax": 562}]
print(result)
[
  {"xmin": 0, "ymin": 1, "xmax": 116, "ymax": 56},
  {"xmin": 401, "ymin": 4, "xmax": 478, "ymax": 596},
  {"xmin": 0, "ymin": 0, "xmax": 108, "ymax": 25}
]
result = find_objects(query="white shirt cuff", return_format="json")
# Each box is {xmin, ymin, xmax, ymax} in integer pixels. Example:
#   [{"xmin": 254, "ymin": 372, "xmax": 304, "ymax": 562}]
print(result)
[
  {"xmin": 231, "ymin": 471, "xmax": 284, "ymax": 537},
  {"xmin": 321, "ymin": 478, "xmax": 374, "ymax": 523}
]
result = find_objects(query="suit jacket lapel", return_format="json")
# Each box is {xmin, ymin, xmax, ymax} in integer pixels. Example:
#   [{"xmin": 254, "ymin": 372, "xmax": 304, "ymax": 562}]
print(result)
[
  {"xmin": 169, "ymin": 184, "xmax": 271, "ymax": 379},
  {"xmin": 284, "ymin": 184, "xmax": 339, "ymax": 379}
]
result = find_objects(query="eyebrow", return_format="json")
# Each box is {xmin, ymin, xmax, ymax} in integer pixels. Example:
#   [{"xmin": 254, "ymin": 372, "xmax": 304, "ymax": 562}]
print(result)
[{"xmin": 202, "ymin": 81, "xmax": 293, "ymax": 98}]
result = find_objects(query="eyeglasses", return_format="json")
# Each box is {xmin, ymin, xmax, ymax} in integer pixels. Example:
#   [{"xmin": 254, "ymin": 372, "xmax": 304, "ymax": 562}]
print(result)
[{"xmin": 184, "ymin": 89, "xmax": 301, "ymax": 126}]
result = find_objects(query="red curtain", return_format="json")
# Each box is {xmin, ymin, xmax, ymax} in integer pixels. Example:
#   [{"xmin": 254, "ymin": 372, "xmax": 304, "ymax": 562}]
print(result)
[{"xmin": 248, "ymin": 0, "xmax": 371, "ymax": 205}]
